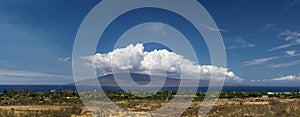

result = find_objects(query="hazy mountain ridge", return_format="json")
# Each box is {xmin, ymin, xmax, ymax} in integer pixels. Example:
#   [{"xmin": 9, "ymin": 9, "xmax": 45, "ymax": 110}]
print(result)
[{"xmin": 72, "ymin": 73, "xmax": 244, "ymax": 86}]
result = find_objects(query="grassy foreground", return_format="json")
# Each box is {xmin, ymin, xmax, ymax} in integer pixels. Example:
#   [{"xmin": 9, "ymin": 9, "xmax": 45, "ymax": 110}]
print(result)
[{"xmin": 1, "ymin": 90, "xmax": 300, "ymax": 116}]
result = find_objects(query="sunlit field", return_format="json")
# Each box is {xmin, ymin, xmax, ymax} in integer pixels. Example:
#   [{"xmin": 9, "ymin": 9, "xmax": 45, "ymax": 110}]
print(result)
[{"xmin": 1, "ymin": 90, "xmax": 300, "ymax": 116}]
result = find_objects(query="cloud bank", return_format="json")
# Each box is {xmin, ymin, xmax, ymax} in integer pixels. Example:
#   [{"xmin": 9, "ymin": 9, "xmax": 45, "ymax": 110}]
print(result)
[{"xmin": 82, "ymin": 43, "xmax": 242, "ymax": 81}]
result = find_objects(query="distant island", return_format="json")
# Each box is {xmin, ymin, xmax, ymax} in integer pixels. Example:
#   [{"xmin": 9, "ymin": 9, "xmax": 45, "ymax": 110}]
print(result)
[{"xmin": 73, "ymin": 73, "xmax": 245, "ymax": 87}]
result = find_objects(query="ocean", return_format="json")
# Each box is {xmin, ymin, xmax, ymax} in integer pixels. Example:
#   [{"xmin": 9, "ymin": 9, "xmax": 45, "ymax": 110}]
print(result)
[{"xmin": 1, "ymin": 85, "xmax": 300, "ymax": 92}]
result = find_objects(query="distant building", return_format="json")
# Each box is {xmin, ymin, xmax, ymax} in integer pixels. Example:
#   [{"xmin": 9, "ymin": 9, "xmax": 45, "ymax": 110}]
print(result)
[
  {"xmin": 267, "ymin": 92, "xmax": 274, "ymax": 95},
  {"xmin": 49, "ymin": 90, "xmax": 56, "ymax": 93}
]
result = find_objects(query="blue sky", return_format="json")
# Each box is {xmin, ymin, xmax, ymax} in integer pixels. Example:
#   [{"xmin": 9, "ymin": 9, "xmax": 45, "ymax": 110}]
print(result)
[{"xmin": 0, "ymin": 0, "xmax": 300, "ymax": 85}]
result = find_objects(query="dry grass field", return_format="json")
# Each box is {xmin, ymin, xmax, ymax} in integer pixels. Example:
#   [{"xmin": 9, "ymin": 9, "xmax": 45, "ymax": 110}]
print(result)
[
  {"xmin": 1, "ymin": 98, "xmax": 299, "ymax": 117},
  {"xmin": 1, "ymin": 91, "xmax": 300, "ymax": 116}
]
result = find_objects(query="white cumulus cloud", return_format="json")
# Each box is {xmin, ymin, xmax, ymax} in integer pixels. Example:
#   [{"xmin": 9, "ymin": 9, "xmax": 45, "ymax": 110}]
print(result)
[{"xmin": 82, "ymin": 43, "xmax": 242, "ymax": 81}]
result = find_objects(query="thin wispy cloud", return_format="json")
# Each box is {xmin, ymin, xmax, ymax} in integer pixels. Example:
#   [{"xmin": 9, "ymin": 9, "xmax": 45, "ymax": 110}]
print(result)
[
  {"xmin": 268, "ymin": 30, "xmax": 300, "ymax": 52},
  {"xmin": 284, "ymin": 0, "xmax": 299, "ymax": 11},
  {"xmin": 252, "ymin": 74, "xmax": 300, "ymax": 82},
  {"xmin": 243, "ymin": 49, "xmax": 300, "ymax": 67},
  {"xmin": 269, "ymin": 59, "xmax": 300, "ymax": 68},
  {"xmin": 0, "ymin": 69, "xmax": 71, "ymax": 84},
  {"xmin": 199, "ymin": 24, "xmax": 227, "ymax": 32},
  {"xmin": 289, "ymin": 0, "xmax": 299, "ymax": 7},
  {"xmin": 0, "ymin": 9, "xmax": 69, "ymax": 82},
  {"xmin": 242, "ymin": 56, "xmax": 279, "ymax": 67},
  {"xmin": 250, "ymin": 79, "xmax": 267, "ymax": 82},
  {"xmin": 0, "ymin": 69, "xmax": 68, "ymax": 78},
  {"xmin": 227, "ymin": 37, "xmax": 255, "ymax": 49},
  {"xmin": 59, "ymin": 57, "xmax": 71, "ymax": 62},
  {"xmin": 143, "ymin": 23, "xmax": 167, "ymax": 35},
  {"xmin": 272, "ymin": 75, "xmax": 299, "ymax": 81},
  {"xmin": 269, "ymin": 43, "xmax": 299, "ymax": 52},
  {"xmin": 280, "ymin": 30, "xmax": 300, "ymax": 41},
  {"xmin": 258, "ymin": 24, "xmax": 277, "ymax": 32}
]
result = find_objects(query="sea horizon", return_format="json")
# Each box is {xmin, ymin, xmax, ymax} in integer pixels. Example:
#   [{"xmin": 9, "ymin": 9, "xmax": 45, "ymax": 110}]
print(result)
[{"xmin": 1, "ymin": 85, "xmax": 300, "ymax": 93}]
